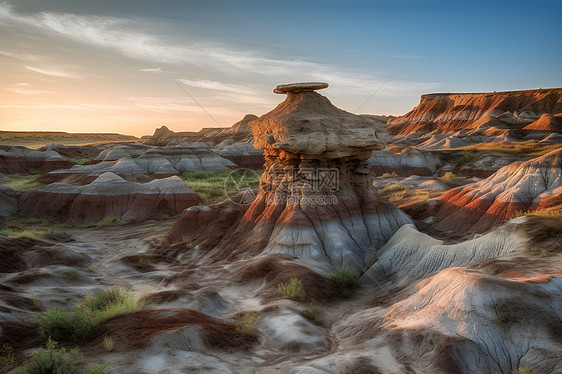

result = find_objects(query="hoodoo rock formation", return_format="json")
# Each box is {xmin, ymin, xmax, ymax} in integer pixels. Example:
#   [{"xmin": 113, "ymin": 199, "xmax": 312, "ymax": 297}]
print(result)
[
  {"xmin": 19, "ymin": 172, "xmax": 201, "ymax": 224},
  {"xmin": 169, "ymin": 83, "xmax": 412, "ymax": 270}
]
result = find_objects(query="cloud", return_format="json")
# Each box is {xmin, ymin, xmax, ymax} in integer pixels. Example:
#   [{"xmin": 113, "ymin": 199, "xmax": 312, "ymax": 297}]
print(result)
[
  {"xmin": 139, "ymin": 67, "xmax": 161, "ymax": 72},
  {"xmin": 0, "ymin": 2, "xmax": 438, "ymax": 97},
  {"xmin": 24, "ymin": 65, "xmax": 80, "ymax": 78}
]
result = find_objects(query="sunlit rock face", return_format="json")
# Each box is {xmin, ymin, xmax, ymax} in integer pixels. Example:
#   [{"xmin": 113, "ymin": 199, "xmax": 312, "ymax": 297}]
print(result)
[
  {"xmin": 431, "ymin": 148, "xmax": 562, "ymax": 234},
  {"xmin": 170, "ymin": 83, "xmax": 412, "ymax": 270}
]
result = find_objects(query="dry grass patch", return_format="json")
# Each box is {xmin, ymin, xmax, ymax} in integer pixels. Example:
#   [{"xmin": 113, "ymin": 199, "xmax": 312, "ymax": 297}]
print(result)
[
  {"xmin": 378, "ymin": 183, "xmax": 407, "ymax": 195},
  {"xmin": 0, "ymin": 174, "xmax": 43, "ymax": 190},
  {"xmin": 458, "ymin": 141, "xmax": 561, "ymax": 157}
]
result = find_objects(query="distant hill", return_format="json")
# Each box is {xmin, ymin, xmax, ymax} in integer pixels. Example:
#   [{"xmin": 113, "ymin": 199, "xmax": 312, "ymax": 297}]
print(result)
[
  {"xmin": 387, "ymin": 88, "xmax": 562, "ymax": 135},
  {"xmin": 0, "ymin": 131, "xmax": 138, "ymax": 148}
]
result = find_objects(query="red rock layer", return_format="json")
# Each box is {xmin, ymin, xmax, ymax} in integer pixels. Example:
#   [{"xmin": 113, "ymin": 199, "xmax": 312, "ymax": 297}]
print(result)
[
  {"xmin": 0, "ymin": 157, "xmax": 72, "ymax": 174},
  {"xmin": 20, "ymin": 190, "xmax": 201, "ymax": 223},
  {"xmin": 432, "ymin": 148, "xmax": 562, "ymax": 234},
  {"xmin": 388, "ymin": 88, "xmax": 562, "ymax": 135}
]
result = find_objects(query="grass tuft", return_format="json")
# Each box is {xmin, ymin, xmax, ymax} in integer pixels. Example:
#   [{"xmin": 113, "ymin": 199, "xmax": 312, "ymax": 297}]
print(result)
[
  {"xmin": 380, "ymin": 172, "xmax": 398, "ymax": 179},
  {"xmin": 277, "ymin": 278, "xmax": 306, "ymax": 302},
  {"xmin": 330, "ymin": 264, "xmax": 359, "ymax": 297},
  {"xmin": 180, "ymin": 170, "xmax": 261, "ymax": 201},
  {"xmin": 235, "ymin": 311, "xmax": 259, "ymax": 335},
  {"xmin": 441, "ymin": 171, "xmax": 459, "ymax": 181},
  {"xmin": 70, "ymin": 158, "xmax": 92, "ymax": 165},
  {"xmin": 102, "ymin": 336, "xmax": 114, "ymax": 352},
  {"xmin": 389, "ymin": 190, "xmax": 407, "ymax": 202},
  {"xmin": 0, "ymin": 227, "xmax": 72, "ymax": 242},
  {"xmin": 378, "ymin": 183, "xmax": 407, "ymax": 195}
]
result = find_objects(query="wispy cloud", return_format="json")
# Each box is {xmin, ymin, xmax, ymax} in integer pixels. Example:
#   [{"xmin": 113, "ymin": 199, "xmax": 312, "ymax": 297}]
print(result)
[
  {"xmin": 139, "ymin": 67, "xmax": 161, "ymax": 72},
  {"xmin": 0, "ymin": 2, "xmax": 438, "ymax": 97},
  {"xmin": 24, "ymin": 65, "xmax": 80, "ymax": 78}
]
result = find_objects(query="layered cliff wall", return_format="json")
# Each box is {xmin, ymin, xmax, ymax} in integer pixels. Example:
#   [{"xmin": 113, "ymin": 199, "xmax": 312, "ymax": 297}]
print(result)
[{"xmin": 387, "ymin": 88, "xmax": 562, "ymax": 135}]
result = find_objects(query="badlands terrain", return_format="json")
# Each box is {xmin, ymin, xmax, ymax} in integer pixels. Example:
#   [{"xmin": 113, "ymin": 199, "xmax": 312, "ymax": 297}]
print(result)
[{"xmin": 0, "ymin": 84, "xmax": 561, "ymax": 374}]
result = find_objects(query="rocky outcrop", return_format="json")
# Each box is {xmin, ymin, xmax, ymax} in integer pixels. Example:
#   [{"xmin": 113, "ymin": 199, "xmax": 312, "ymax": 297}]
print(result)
[
  {"xmin": 345, "ymin": 217, "xmax": 562, "ymax": 374},
  {"xmin": 216, "ymin": 144, "xmax": 264, "ymax": 169},
  {"xmin": 388, "ymin": 88, "xmax": 562, "ymax": 135},
  {"xmin": 144, "ymin": 125, "xmax": 223, "ymax": 146},
  {"xmin": 367, "ymin": 148, "xmax": 440, "ymax": 176},
  {"xmin": 38, "ymin": 143, "xmax": 102, "ymax": 160},
  {"xmin": 431, "ymin": 148, "xmax": 562, "ymax": 234},
  {"xmin": 0, "ymin": 145, "xmax": 73, "ymax": 174},
  {"xmin": 19, "ymin": 172, "xmax": 201, "ymax": 223},
  {"xmin": 523, "ymin": 113, "xmax": 562, "ymax": 132},
  {"xmin": 168, "ymin": 83, "xmax": 412, "ymax": 270}
]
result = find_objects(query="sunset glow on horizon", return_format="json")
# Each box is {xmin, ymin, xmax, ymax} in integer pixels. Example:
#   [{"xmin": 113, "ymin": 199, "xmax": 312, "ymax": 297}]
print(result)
[{"xmin": 1, "ymin": 0, "xmax": 561, "ymax": 137}]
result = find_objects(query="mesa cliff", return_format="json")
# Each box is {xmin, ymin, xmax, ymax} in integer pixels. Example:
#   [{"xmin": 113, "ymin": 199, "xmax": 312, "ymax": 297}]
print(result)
[{"xmin": 387, "ymin": 88, "xmax": 562, "ymax": 135}]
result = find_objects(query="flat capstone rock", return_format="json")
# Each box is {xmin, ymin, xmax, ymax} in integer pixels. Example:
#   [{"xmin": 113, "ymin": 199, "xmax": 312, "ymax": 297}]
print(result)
[{"xmin": 273, "ymin": 82, "xmax": 329, "ymax": 94}]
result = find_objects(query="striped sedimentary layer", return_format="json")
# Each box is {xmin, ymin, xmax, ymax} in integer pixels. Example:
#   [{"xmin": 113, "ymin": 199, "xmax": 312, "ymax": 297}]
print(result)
[
  {"xmin": 20, "ymin": 172, "xmax": 201, "ymax": 223},
  {"xmin": 431, "ymin": 148, "xmax": 562, "ymax": 233}
]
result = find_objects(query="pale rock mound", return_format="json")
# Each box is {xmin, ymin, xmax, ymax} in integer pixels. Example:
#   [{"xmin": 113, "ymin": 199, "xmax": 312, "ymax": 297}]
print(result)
[
  {"xmin": 41, "ymin": 146, "xmax": 236, "ymax": 183},
  {"xmin": 360, "ymin": 220, "xmax": 525, "ymax": 287},
  {"xmin": 367, "ymin": 148, "xmax": 440, "ymax": 176},
  {"xmin": 19, "ymin": 172, "xmax": 201, "ymax": 223}
]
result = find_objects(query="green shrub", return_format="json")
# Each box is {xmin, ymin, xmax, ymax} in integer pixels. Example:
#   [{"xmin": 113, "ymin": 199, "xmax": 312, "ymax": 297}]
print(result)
[
  {"xmin": 82, "ymin": 288, "xmax": 140, "ymax": 319},
  {"xmin": 330, "ymin": 264, "xmax": 359, "ymax": 297},
  {"xmin": 28, "ymin": 168, "xmax": 41, "ymax": 175},
  {"xmin": 17, "ymin": 338, "xmax": 109, "ymax": 374},
  {"xmin": 18, "ymin": 337, "xmax": 83, "ymax": 374},
  {"xmin": 0, "ymin": 342, "xmax": 15, "ymax": 368},
  {"xmin": 277, "ymin": 278, "xmax": 306, "ymax": 302},
  {"xmin": 457, "ymin": 152, "xmax": 476, "ymax": 165},
  {"xmin": 33, "ymin": 308, "xmax": 98, "ymax": 343},
  {"xmin": 34, "ymin": 288, "xmax": 141, "ymax": 343}
]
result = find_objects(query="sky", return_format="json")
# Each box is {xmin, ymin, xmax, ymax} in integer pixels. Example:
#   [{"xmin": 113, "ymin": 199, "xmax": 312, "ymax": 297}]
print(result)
[{"xmin": 1, "ymin": 0, "xmax": 561, "ymax": 137}]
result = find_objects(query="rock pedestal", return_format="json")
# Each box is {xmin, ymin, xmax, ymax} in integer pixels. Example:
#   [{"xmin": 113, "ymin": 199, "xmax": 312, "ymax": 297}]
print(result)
[{"xmin": 169, "ymin": 83, "xmax": 412, "ymax": 270}]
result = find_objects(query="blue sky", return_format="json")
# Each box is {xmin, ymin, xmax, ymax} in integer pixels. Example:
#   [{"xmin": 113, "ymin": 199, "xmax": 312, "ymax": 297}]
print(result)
[{"xmin": 1, "ymin": 0, "xmax": 561, "ymax": 135}]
